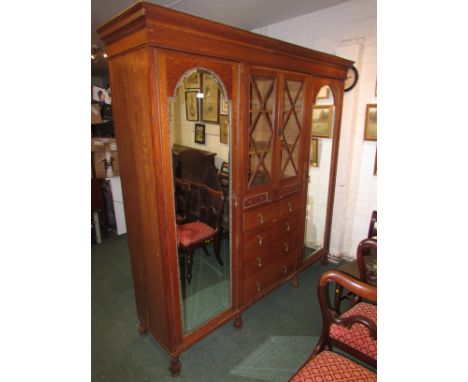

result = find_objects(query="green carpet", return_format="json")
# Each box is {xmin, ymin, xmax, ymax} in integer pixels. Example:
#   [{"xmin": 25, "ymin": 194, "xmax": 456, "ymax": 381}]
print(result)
[{"xmin": 92, "ymin": 233, "xmax": 341, "ymax": 381}]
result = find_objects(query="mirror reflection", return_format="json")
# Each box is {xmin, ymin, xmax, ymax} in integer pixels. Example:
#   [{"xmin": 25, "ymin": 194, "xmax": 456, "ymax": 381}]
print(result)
[
  {"xmin": 169, "ymin": 69, "xmax": 231, "ymax": 334},
  {"xmin": 304, "ymin": 85, "xmax": 335, "ymax": 259}
]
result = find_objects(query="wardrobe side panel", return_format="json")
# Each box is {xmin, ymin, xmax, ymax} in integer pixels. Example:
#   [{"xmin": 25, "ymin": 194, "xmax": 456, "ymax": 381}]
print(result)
[{"xmin": 108, "ymin": 48, "xmax": 172, "ymax": 350}]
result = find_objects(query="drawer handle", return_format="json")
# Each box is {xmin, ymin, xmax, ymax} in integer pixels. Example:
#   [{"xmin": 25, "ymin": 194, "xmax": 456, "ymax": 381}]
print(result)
[
  {"xmin": 285, "ymin": 222, "xmax": 290, "ymax": 232},
  {"xmin": 256, "ymin": 235, "xmax": 263, "ymax": 246},
  {"xmin": 256, "ymin": 257, "xmax": 262, "ymax": 268},
  {"xmin": 283, "ymin": 266, "xmax": 288, "ymax": 274},
  {"xmin": 258, "ymin": 213, "xmax": 264, "ymax": 224},
  {"xmin": 256, "ymin": 282, "xmax": 261, "ymax": 292},
  {"xmin": 284, "ymin": 243, "xmax": 289, "ymax": 253},
  {"xmin": 288, "ymin": 202, "xmax": 293, "ymax": 213}
]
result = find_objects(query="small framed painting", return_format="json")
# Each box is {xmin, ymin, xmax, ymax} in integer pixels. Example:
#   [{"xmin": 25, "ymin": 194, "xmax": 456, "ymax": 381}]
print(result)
[
  {"xmin": 310, "ymin": 138, "xmax": 318, "ymax": 167},
  {"xmin": 201, "ymin": 73, "xmax": 220, "ymax": 124},
  {"xmin": 184, "ymin": 72, "xmax": 200, "ymax": 89},
  {"xmin": 220, "ymin": 93, "xmax": 229, "ymax": 115},
  {"xmin": 219, "ymin": 114, "xmax": 229, "ymax": 144},
  {"xmin": 316, "ymin": 86, "xmax": 330, "ymax": 100},
  {"xmin": 185, "ymin": 91, "xmax": 199, "ymax": 121},
  {"xmin": 364, "ymin": 104, "xmax": 377, "ymax": 141},
  {"xmin": 194, "ymin": 123, "xmax": 205, "ymax": 144},
  {"xmin": 311, "ymin": 105, "xmax": 333, "ymax": 138}
]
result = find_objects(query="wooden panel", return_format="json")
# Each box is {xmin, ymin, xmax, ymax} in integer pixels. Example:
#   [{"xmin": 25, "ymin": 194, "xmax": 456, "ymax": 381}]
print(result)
[
  {"xmin": 107, "ymin": 47, "xmax": 174, "ymax": 353},
  {"xmin": 97, "ymin": 2, "xmax": 354, "ymax": 80}
]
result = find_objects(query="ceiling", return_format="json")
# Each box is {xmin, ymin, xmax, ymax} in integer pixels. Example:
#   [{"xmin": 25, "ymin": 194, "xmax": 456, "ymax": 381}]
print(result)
[{"xmin": 91, "ymin": 0, "xmax": 350, "ymax": 77}]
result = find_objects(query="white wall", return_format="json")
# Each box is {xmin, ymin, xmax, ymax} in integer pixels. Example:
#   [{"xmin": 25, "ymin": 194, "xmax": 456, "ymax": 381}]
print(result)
[{"xmin": 253, "ymin": 0, "xmax": 377, "ymax": 259}]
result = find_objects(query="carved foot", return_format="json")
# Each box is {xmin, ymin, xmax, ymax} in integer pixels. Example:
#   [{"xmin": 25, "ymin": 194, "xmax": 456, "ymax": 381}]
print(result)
[
  {"xmin": 169, "ymin": 357, "xmax": 181, "ymax": 376},
  {"xmin": 320, "ymin": 255, "xmax": 329, "ymax": 266},
  {"xmin": 290, "ymin": 275, "xmax": 299, "ymax": 288},
  {"xmin": 233, "ymin": 315, "xmax": 243, "ymax": 330},
  {"xmin": 137, "ymin": 322, "xmax": 148, "ymax": 335}
]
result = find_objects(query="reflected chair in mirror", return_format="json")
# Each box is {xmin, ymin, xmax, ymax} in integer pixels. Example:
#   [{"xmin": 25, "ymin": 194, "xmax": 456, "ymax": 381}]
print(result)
[
  {"xmin": 289, "ymin": 270, "xmax": 376, "ymax": 381},
  {"xmin": 176, "ymin": 186, "xmax": 225, "ymax": 288},
  {"xmin": 333, "ymin": 210, "xmax": 377, "ymax": 312},
  {"xmin": 217, "ymin": 161, "xmax": 229, "ymax": 236},
  {"xmin": 174, "ymin": 178, "xmax": 191, "ymax": 224}
]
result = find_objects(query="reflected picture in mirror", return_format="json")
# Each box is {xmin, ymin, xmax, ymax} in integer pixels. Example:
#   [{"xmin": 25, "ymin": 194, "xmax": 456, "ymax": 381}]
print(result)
[
  {"xmin": 304, "ymin": 86, "xmax": 335, "ymax": 260},
  {"xmin": 169, "ymin": 69, "xmax": 231, "ymax": 334}
]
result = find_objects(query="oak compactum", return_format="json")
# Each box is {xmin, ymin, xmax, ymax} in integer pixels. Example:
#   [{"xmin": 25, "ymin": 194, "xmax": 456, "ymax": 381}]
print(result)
[{"xmin": 97, "ymin": 2, "xmax": 353, "ymax": 375}]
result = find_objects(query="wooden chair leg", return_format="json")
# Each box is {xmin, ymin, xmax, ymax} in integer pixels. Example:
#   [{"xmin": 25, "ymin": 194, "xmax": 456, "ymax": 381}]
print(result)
[
  {"xmin": 214, "ymin": 232, "xmax": 223, "ymax": 266},
  {"xmin": 187, "ymin": 248, "xmax": 194, "ymax": 284},
  {"xmin": 179, "ymin": 251, "xmax": 186, "ymax": 299},
  {"xmin": 202, "ymin": 245, "xmax": 210, "ymax": 257}
]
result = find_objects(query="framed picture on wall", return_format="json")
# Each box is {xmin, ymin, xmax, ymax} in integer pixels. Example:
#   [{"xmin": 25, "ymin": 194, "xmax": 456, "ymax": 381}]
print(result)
[
  {"xmin": 316, "ymin": 86, "xmax": 330, "ymax": 100},
  {"xmin": 201, "ymin": 73, "xmax": 220, "ymax": 123},
  {"xmin": 220, "ymin": 93, "xmax": 229, "ymax": 115},
  {"xmin": 311, "ymin": 105, "xmax": 333, "ymax": 138},
  {"xmin": 310, "ymin": 138, "xmax": 318, "ymax": 167},
  {"xmin": 185, "ymin": 91, "xmax": 199, "ymax": 121},
  {"xmin": 219, "ymin": 114, "xmax": 229, "ymax": 144},
  {"xmin": 194, "ymin": 123, "xmax": 206, "ymax": 144},
  {"xmin": 184, "ymin": 72, "xmax": 200, "ymax": 89},
  {"xmin": 364, "ymin": 104, "xmax": 377, "ymax": 141}
]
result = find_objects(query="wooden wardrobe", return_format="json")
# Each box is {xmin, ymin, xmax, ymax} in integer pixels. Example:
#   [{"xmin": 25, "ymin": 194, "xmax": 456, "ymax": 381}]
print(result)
[{"xmin": 98, "ymin": 1, "xmax": 353, "ymax": 375}]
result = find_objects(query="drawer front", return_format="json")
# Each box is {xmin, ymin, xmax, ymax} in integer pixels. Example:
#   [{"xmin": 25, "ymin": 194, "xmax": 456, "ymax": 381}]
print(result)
[
  {"xmin": 242, "ymin": 254, "xmax": 296, "ymax": 304},
  {"xmin": 243, "ymin": 193, "xmax": 302, "ymax": 232},
  {"xmin": 243, "ymin": 213, "xmax": 299, "ymax": 253},
  {"xmin": 243, "ymin": 237, "xmax": 298, "ymax": 278}
]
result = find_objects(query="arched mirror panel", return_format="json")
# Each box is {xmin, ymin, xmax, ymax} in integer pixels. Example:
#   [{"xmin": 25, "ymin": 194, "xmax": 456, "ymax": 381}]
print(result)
[{"xmin": 169, "ymin": 69, "xmax": 232, "ymax": 334}]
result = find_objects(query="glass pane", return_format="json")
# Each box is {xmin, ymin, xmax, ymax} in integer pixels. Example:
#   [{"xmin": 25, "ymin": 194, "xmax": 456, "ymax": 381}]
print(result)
[
  {"xmin": 169, "ymin": 69, "xmax": 231, "ymax": 334},
  {"xmin": 304, "ymin": 85, "xmax": 335, "ymax": 260},
  {"xmin": 248, "ymin": 76, "xmax": 275, "ymax": 188},
  {"xmin": 280, "ymin": 80, "xmax": 304, "ymax": 179}
]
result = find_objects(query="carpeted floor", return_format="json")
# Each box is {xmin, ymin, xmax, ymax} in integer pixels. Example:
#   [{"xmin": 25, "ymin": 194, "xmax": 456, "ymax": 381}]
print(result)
[{"xmin": 92, "ymin": 233, "xmax": 341, "ymax": 382}]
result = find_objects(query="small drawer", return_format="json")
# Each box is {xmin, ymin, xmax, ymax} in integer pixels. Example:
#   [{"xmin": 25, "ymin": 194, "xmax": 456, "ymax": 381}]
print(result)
[
  {"xmin": 242, "ymin": 255, "xmax": 296, "ymax": 304},
  {"xmin": 243, "ymin": 194, "xmax": 302, "ymax": 232},
  {"xmin": 243, "ymin": 213, "xmax": 299, "ymax": 253}
]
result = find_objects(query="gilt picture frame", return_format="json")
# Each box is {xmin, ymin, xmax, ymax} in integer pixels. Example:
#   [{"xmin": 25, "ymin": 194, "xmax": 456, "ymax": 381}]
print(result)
[
  {"xmin": 194, "ymin": 123, "xmax": 206, "ymax": 144},
  {"xmin": 364, "ymin": 104, "xmax": 377, "ymax": 141},
  {"xmin": 310, "ymin": 138, "xmax": 318, "ymax": 167},
  {"xmin": 185, "ymin": 91, "xmax": 199, "ymax": 121},
  {"xmin": 184, "ymin": 72, "xmax": 201, "ymax": 89},
  {"xmin": 311, "ymin": 105, "xmax": 333, "ymax": 138},
  {"xmin": 220, "ymin": 93, "xmax": 229, "ymax": 115},
  {"xmin": 219, "ymin": 114, "xmax": 229, "ymax": 144},
  {"xmin": 201, "ymin": 73, "xmax": 220, "ymax": 124}
]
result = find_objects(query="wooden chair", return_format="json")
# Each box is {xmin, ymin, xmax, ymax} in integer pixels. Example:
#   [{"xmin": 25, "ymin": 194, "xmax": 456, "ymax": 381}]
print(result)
[
  {"xmin": 289, "ymin": 270, "xmax": 377, "ymax": 381},
  {"xmin": 176, "ymin": 186, "xmax": 225, "ymax": 285},
  {"xmin": 334, "ymin": 210, "xmax": 377, "ymax": 312},
  {"xmin": 217, "ymin": 161, "xmax": 230, "ymax": 235},
  {"xmin": 174, "ymin": 178, "xmax": 191, "ymax": 224}
]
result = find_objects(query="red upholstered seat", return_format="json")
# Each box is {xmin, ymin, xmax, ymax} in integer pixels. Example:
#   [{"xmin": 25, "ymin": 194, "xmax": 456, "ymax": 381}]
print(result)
[
  {"xmin": 176, "ymin": 221, "xmax": 215, "ymax": 248},
  {"xmin": 290, "ymin": 350, "xmax": 376, "ymax": 382},
  {"xmin": 330, "ymin": 302, "xmax": 377, "ymax": 360}
]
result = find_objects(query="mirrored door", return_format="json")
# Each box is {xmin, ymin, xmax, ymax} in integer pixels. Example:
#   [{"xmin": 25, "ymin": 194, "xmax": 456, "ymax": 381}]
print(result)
[
  {"xmin": 169, "ymin": 69, "xmax": 231, "ymax": 334},
  {"xmin": 304, "ymin": 85, "xmax": 335, "ymax": 259}
]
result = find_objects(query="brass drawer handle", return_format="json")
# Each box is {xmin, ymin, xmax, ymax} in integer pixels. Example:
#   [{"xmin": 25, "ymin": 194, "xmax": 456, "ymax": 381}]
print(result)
[
  {"xmin": 283, "ymin": 266, "xmax": 288, "ymax": 274},
  {"xmin": 284, "ymin": 243, "xmax": 289, "ymax": 253},
  {"xmin": 288, "ymin": 202, "xmax": 292, "ymax": 213},
  {"xmin": 256, "ymin": 282, "xmax": 261, "ymax": 292},
  {"xmin": 285, "ymin": 222, "xmax": 290, "ymax": 232},
  {"xmin": 258, "ymin": 213, "xmax": 264, "ymax": 224},
  {"xmin": 256, "ymin": 257, "xmax": 262, "ymax": 268},
  {"xmin": 256, "ymin": 235, "xmax": 263, "ymax": 246}
]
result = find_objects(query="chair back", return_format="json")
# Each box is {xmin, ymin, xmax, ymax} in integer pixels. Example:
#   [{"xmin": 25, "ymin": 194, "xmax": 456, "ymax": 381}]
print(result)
[{"xmin": 199, "ymin": 186, "xmax": 224, "ymax": 232}]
